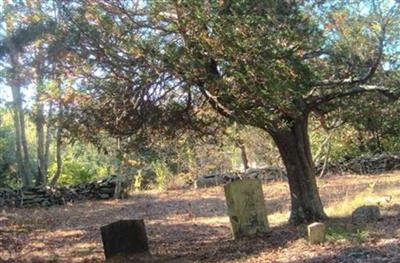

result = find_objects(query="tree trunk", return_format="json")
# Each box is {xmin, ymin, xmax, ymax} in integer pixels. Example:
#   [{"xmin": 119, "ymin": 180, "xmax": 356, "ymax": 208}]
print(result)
[
  {"xmin": 270, "ymin": 116, "xmax": 327, "ymax": 225},
  {"xmin": 10, "ymin": 86, "xmax": 30, "ymax": 186},
  {"xmin": 34, "ymin": 66, "xmax": 49, "ymax": 186},
  {"xmin": 35, "ymin": 101, "xmax": 46, "ymax": 185},
  {"xmin": 5, "ymin": 8, "xmax": 32, "ymax": 187},
  {"xmin": 10, "ymin": 83, "xmax": 32, "ymax": 187},
  {"xmin": 18, "ymin": 96, "xmax": 32, "ymax": 183},
  {"xmin": 114, "ymin": 138, "xmax": 123, "ymax": 198},
  {"xmin": 43, "ymin": 102, "xmax": 53, "ymax": 182},
  {"xmin": 236, "ymin": 139, "xmax": 250, "ymax": 170},
  {"xmin": 50, "ymin": 104, "xmax": 63, "ymax": 188}
]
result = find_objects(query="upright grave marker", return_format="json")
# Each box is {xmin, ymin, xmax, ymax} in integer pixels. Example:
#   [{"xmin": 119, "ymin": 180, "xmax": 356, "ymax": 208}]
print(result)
[
  {"xmin": 224, "ymin": 179, "xmax": 269, "ymax": 239},
  {"xmin": 101, "ymin": 219, "xmax": 149, "ymax": 259},
  {"xmin": 307, "ymin": 222, "xmax": 326, "ymax": 244}
]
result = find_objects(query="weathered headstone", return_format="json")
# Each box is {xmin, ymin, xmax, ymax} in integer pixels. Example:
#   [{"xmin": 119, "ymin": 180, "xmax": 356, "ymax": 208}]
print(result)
[
  {"xmin": 101, "ymin": 219, "xmax": 149, "ymax": 259},
  {"xmin": 307, "ymin": 222, "xmax": 326, "ymax": 244},
  {"xmin": 224, "ymin": 179, "xmax": 269, "ymax": 239},
  {"xmin": 352, "ymin": 205, "xmax": 381, "ymax": 223}
]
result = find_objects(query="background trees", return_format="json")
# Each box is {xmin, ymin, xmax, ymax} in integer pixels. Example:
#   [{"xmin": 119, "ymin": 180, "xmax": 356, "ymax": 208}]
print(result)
[{"xmin": 0, "ymin": 0, "xmax": 399, "ymax": 225}]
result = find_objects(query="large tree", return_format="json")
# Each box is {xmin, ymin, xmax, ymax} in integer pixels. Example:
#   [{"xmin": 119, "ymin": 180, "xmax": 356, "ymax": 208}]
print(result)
[
  {"xmin": 0, "ymin": 0, "xmax": 75, "ymax": 187},
  {"xmin": 58, "ymin": 0, "xmax": 400, "ymax": 224}
]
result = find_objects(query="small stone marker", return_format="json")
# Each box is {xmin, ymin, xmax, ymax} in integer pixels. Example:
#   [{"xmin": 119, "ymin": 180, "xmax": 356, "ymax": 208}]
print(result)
[
  {"xmin": 100, "ymin": 219, "xmax": 149, "ymax": 259},
  {"xmin": 307, "ymin": 222, "xmax": 326, "ymax": 244},
  {"xmin": 224, "ymin": 178, "xmax": 269, "ymax": 239},
  {"xmin": 352, "ymin": 205, "xmax": 381, "ymax": 223}
]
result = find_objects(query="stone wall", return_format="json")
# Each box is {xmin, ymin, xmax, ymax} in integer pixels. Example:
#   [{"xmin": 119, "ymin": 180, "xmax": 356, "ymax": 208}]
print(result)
[
  {"xmin": 0, "ymin": 175, "xmax": 120, "ymax": 208},
  {"xmin": 316, "ymin": 153, "xmax": 400, "ymax": 175},
  {"xmin": 194, "ymin": 166, "xmax": 287, "ymax": 189}
]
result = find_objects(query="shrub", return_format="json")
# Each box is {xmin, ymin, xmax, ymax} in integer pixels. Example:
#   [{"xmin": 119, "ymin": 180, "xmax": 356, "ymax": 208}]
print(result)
[{"xmin": 152, "ymin": 160, "xmax": 173, "ymax": 190}]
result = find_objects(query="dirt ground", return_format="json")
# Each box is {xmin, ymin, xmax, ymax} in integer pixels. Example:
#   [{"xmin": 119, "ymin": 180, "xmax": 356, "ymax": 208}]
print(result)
[{"xmin": 1, "ymin": 172, "xmax": 400, "ymax": 262}]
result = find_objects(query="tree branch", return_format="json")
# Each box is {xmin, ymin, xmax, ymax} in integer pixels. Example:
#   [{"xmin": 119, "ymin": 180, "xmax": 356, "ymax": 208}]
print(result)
[
  {"xmin": 308, "ymin": 85, "xmax": 400, "ymax": 108},
  {"xmin": 310, "ymin": 5, "xmax": 395, "ymax": 88}
]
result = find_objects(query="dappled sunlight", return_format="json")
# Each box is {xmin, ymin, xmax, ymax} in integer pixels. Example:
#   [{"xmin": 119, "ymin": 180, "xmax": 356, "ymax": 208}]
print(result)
[
  {"xmin": 268, "ymin": 211, "xmax": 290, "ymax": 226},
  {"xmin": 2, "ymin": 173, "xmax": 400, "ymax": 262},
  {"xmin": 323, "ymin": 173, "xmax": 400, "ymax": 218}
]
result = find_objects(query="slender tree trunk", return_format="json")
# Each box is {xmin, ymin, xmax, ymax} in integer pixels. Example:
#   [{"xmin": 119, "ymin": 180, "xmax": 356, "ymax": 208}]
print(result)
[
  {"xmin": 35, "ymin": 102, "xmax": 46, "ymax": 185},
  {"xmin": 17, "ymin": 97, "xmax": 32, "ymax": 183},
  {"xmin": 319, "ymin": 135, "xmax": 332, "ymax": 178},
  {"xmin": 114, "ymin": 138, "xmax": 123, "ymax": 198},
  {"xmin": 269, "ymin": 115, "xmax": 327, "ymax": 225},
  {"xmin": 43, "ymin": 102, "xmax": 53, "ymax": 183},
  {"xmin": 5, "ymin": 5, "xmax": 32, "ymax": 187},
  {"xmin": 35, "ymin": 65, "xmax": 46, "ymax": 185},
  {"xmin": 10, "ymin": 86, "xmax": 30, "ymax": 186},
  {"xmin": 10, "ymin": 82, "xmax": 32, "ymax": 187},
  {"xmin": 50, "ymin": 104, "xmax": 63, "ymax": 188},
  {"xmin": 236, "ymin": 139, "xmax": 250, "ymax": 170},
  {"xmin": 34, "ymin": 66, "xmax": 48, "ymax": 186}
]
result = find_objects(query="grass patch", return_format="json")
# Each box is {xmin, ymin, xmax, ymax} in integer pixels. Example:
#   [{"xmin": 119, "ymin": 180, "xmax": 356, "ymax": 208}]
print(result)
[
  {"xmin": 326, "ymin": 226, "xmax": 352, "ymax": 242},
  {"xmin": 326, "ymin": 226, "xmax": 369, "ymax": 244}
]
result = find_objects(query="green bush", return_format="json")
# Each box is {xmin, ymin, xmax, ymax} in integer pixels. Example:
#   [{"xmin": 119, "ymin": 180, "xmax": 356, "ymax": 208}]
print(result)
[
  {"xmin": 48, "ymin": 159, "xmax": 98, "ymax": 186},
  {"xmin": 152, "ymin": 160, "xmax": 173, "ymax": 190},
  {"xmin": 326, "ymin": 226, "xmax": 351, "ymax": 242}
]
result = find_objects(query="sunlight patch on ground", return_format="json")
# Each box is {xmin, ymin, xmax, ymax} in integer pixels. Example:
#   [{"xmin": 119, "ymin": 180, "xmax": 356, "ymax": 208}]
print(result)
[
  {"xmin": 2, "ymin": 172, "xmax": 400, "ymax": 262},
  {"xmin": 325, "ymin": 176, "xmax": 400, "ymax": 218},
  {"xmin": 267, "ymin": 211, "xmax": 290, "ymax": 226}
]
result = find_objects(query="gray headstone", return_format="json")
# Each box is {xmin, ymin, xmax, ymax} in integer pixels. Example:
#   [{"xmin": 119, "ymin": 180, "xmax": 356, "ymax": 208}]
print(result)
[
  {"xmin": 224, "ymin": 179, "xmax": 269, "ymax": 239},
  {"xmin": 101, "ymin": 219, "xmax": 149, "ymax": 259},
  {"xmin": 308, "ymin": 222, "xmax": 326, "ymax": 244},
  {"xmin": 352, "ymin": 205, "xmax": 381, "ymax": 223}
]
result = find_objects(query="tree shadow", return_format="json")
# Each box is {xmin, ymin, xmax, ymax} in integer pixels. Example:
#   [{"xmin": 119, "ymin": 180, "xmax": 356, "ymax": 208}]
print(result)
[
  {"xmin": 287, "ymin": 210, "xmax": 400, "ymax": 263},
  {"xmin": 60, "ymin": 193, "xmax": 288, "ymax": 228},
  {"xmin": 289, "ymin": 242, "xmax": 400, "ymax": 263},
  {"xmin": 146, "ymin": 221, "xmax": 301, "ymax": 263},
  {"xmin": 3, "ymin": 185, "xmax": 400, "ymax": 262},
  {"xmin": 144, "ymin": 207, "xmax": 400, "ymax": 262}
]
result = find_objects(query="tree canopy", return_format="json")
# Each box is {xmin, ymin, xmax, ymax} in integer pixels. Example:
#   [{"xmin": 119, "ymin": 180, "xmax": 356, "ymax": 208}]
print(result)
[{"xmin": 1, "ymin": 0, "xmax": 399, "ymax": 224}]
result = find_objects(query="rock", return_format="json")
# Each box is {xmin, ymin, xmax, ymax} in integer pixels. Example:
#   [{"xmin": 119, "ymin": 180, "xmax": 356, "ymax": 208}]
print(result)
[
  {"xmin": 307, "ymin": 222, "xmax": 326, "ymax": 244},
  {"xmin": 100, "ymin": 219, "xmax": 149, "ymax": 259},
  {"xmin": 39, "ymin": 200, "xmax": 51, "ymax": 207},
  {"xmin": 194, "ymin": 174, "xmax": 224, "ymax": 189},
  {"xmin": 224, "ymin": 179, "xmax": 269, "ymax": 239},
  {"xmin": 247, "ymin": 166, "xmax": 287, "ymax": 181},
  {"xmin": 99, "ymin": 193, "xmax": 111, "ymax": 199},
  {"xmin": 352, "ymin": 205, "xmax": 381, "ymax": 223}
]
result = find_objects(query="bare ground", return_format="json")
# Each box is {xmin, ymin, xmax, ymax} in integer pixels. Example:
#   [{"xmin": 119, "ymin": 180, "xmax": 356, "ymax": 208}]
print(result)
[{"xmin": 1, "ymin": 172, "xmax": 400, "ymax": 262}]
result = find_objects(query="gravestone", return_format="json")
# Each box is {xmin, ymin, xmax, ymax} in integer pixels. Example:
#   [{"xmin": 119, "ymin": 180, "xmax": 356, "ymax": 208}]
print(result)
[
  {"xmin": 224, "ymin": 179, "xmax": 269, "ymax": 239},
  {"xmin": 352, "ymin": 205, "xmax": 381, "ymax": 223},
  {"xmin": 101, "ymin": 219, "xmax": 149, "ymax": 259},
  {"xmin": 308, "ymin": 222, "xmax": 326, "ymax": 244}
]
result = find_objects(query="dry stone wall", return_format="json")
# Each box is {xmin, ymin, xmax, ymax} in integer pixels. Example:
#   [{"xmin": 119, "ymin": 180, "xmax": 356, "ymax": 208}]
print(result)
[
  {"xmin": 316, "ymin": 153, "xmax": 400, "ymax": 175},
  {"xmin": 0, "ymin": 175, "xmax": 119, "ymax": 208}
]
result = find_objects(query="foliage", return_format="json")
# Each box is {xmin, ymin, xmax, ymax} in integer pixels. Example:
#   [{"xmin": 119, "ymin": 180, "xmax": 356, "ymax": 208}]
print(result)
[
  {"xmin": 133, "ymin": 169, "xmax": 144, "ymax": 191},
  {"xmin": 47, "ymin": 142, "xmax": 115, "ymax": 186},
  {"xmin": 0, "ymin": 109, "xmax": 18, "ymax": 187},
  {"xmin": 152, "ymin": 160, "xmax": 173, "ymax": 190},
  {"xmin": 326, "ymin": 226, "xmax": 352, "ymax": 242},
  {"xmin": 48, "ymin": 159, "xmax": 94, "ymax": 186},
  {"xmin": 326, "ymin": 226, "xmax": 369, "ymax": 244}
]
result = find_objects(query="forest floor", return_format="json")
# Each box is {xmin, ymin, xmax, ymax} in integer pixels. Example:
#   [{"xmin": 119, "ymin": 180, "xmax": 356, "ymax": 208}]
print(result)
[{"xmin": 1, "ymin": 172, "xmax": 400, "ymax": 263}]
